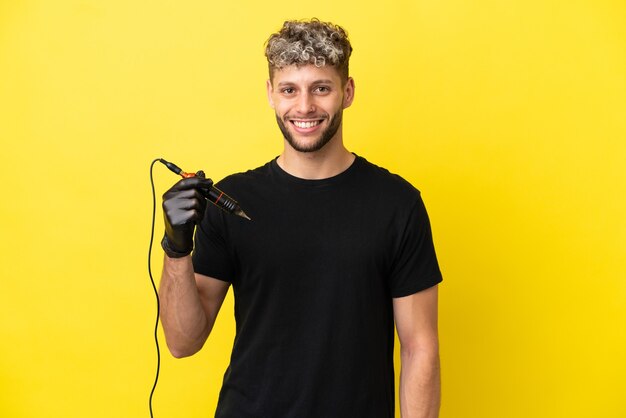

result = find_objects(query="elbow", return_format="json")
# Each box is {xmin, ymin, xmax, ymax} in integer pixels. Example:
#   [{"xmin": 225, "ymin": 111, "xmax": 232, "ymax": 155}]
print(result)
[
  {"xmin": 165, "ymin": 334, "xmax": 207, "ymax": 358},
  {"xmin": 169, "ymin": 347, "xmax": 194, "ymax": 359},
  {"xmin": 170, "ymin": 350, "xmax": 194, "ymax": 359},
  {"xmin": 162, "ymin": 321, "xmax": 211, "ymax": 358},
  {"xmin": 400, "ymin": 347, "xmax": 440, "ymax": 367},
  {"xmin": 400, "ymin": 344, "xmax": 440, "ymax": 376},
  {"xmin": 167, "ymin": 342, "xmax": 203, "ymax": 359},
  {"xmin": 400, "ymin": 339, "xmax": 440, "ymax": 360}
]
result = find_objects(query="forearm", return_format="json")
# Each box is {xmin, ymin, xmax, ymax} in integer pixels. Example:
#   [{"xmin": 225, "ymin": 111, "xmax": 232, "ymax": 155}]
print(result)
[
  {"xmin": 399, "ymin": 347, "xmax": 441, "ymax": 418},
  {"xmin": 159, "ymin": 255, "xmax": 209, "ymax": 358}
]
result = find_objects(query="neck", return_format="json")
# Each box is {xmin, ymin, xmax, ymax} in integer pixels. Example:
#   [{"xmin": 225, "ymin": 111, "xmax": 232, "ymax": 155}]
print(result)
[{"xmin": 277, "ymin": 134, "xmax": 355, "ymax": 180}]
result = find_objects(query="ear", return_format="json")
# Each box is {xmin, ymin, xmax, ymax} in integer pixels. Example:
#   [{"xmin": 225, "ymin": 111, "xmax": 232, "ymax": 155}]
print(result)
[
  {"xmin": 266, "ymin": 79, "xmax": 275, "ymax": 109},
  {"xmin": 342, "ymin": 77, "xmax": 355, "ymax": 109}
]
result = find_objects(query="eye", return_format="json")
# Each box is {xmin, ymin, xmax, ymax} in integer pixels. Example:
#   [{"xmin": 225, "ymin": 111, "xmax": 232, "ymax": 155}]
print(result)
[
  {"xmin": 314, "ymin": 86, "xmax": 330, "ymax": 93},
  {"xmin": 281, "ymin": 87, "xmax": 295, "ymax": 95}
]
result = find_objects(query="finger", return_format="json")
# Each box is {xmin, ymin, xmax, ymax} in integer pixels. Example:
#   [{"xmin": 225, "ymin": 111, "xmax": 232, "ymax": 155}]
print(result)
[
  {"xmin": 196, "ymin": 178, "xmax": 214, "ymax": 191},
  {"xmin": 163, "ymin": 192, "xmax": 207, "ymax": 214},
  {"xmin": 165, "ymin": 207, "xmax": 198, "ymax": 226},
  {"xmin": 172, "ymin": 208, "xmax": 205, "ymax": 225},
  {"xmin": 163, "ymin": 186, "xmax": 209, "ymax": 202},
  {"xmin": 167, "ymin": 176, "xmax": 213, "ymax": 192}
]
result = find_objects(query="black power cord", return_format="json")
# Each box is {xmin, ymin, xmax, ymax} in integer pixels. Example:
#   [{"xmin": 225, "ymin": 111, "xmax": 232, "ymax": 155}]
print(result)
[
  {"xmin": 148, "ymin": 158, "xmax": 161, "ymax": 418},
  {"xmin": 147, "ymin": 157, "xmax": 246, "ymax": 417}
]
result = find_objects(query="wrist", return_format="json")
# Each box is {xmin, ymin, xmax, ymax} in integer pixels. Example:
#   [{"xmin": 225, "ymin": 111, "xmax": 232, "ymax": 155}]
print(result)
[{"xmin": 161, "ymin": 235, "xmax": 192, "ymax": 258}]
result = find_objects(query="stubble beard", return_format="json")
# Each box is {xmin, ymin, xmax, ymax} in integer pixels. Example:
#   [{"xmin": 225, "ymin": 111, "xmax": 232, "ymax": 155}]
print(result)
[{"xmin": 275, "ymin": 109, "xmax": 343, "ymax": 153}]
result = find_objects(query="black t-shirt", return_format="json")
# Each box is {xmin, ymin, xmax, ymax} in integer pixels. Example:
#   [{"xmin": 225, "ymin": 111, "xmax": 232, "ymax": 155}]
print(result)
[{"xmin": 192, "ymin": 155, "xmax": 443, "ymax": 418}]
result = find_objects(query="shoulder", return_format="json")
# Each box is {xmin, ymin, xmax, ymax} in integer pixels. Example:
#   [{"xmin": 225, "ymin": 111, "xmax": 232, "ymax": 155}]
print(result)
[
  {"xmin": 214, "ymin": 160, "xmax": 274, "ymax": 191},
  {"xmin": 354, "ymin": 155, "xmax": 422, "ymax": 203}
]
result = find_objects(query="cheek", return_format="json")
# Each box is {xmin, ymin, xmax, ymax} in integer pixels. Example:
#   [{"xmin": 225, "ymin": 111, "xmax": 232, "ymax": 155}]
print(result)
[
  {"xmin": 325, "ymin": 95, "xmax": 344, "ymax": 110},
  {"xmin": 276, "ymin": 102, "xmax": 294, "ymax": 117}
]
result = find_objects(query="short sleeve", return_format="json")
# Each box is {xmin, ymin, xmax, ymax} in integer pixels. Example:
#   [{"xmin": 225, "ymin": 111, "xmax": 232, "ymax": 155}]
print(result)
[
  {"xmin": 192, "ymin": 205, "xmax": 234, "ymax": 283},
  {"xmin": 388, "ymin": 194, "xmax": 443, "ymax": 298}
]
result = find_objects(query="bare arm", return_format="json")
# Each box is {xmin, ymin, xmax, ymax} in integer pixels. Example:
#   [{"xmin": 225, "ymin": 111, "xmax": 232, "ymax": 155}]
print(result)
[
  {"xmin": 393, "ymin": 285, "xmax": 441, "ymax": 418},
  {"xmin": 159, "ymin": 255, "xmax": 230, "ymax": 358}
]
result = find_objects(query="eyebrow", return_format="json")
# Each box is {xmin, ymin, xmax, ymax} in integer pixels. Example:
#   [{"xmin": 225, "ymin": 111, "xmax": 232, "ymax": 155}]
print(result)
[
  {"xmin": 311, "ymin": 79, "xmax": 334, "ymax": 85},
  {"xmin": 277, "ymin": 79, "xmax": 335, "ymax": 87}
]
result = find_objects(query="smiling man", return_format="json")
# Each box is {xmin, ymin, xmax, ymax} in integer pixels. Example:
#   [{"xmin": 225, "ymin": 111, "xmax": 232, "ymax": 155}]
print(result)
[
  {"xmin": 270, "ymin": 64, "xmax": 351, "ymax": 154},
  {"xmin": 159, "ymin": 19, "xmax": 443, "ymax": 418}
]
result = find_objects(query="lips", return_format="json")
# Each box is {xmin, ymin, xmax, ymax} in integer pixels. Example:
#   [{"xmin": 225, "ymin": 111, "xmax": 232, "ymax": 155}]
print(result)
[
  {"xmin": 289, "ymin": 119, "xmax": 324, "ymax": 133},
  {"xmin": 292, "ymin": 120, "xmax": 321, "ymax": 128}
]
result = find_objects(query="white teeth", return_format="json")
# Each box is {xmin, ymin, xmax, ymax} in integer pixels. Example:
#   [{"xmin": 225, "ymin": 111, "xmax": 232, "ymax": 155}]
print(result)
[{"xmin": 293, "ymin": 120, "xmax": 321, "ymax": 128}]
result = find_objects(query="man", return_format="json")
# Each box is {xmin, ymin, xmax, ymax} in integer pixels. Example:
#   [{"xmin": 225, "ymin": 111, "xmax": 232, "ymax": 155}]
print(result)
[{"xmin": 159, "ymin": 19, "xmax": 442, "ymax": 418}]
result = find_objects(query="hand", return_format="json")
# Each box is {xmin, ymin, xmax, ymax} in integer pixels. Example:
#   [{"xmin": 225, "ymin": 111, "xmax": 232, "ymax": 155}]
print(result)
[{"xmin": 161, "ymin": 176, "xmax": 213, "ymax": 258}]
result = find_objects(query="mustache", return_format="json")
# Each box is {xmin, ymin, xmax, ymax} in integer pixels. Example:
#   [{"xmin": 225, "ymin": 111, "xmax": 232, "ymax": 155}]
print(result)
[{"xmin": 283, "ymin": 113, "xmax": 329, "ymax": 121}]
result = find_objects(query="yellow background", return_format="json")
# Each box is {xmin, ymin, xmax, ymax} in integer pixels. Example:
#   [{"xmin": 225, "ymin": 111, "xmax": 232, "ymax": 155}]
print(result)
[{"xmin": 1, "ymin": 0, "xmax": 625, "ymax": 417}]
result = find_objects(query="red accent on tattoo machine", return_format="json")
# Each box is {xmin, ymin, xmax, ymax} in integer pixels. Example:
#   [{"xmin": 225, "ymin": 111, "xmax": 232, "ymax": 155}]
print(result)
[{"xmin": 159, "ymin": 158, "xmax": 251, "ymax": 220}]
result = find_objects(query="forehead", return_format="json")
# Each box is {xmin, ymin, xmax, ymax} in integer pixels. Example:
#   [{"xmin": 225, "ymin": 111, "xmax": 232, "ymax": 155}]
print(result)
[{"xmin": 271, "ymin": 64, "xmax": 342, "ymax": 86}]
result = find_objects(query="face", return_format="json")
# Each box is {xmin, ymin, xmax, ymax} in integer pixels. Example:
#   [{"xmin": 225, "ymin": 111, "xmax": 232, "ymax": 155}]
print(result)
[{"xmin": 267, "ymin": 64, "xmax": 354, "ymax": 153}]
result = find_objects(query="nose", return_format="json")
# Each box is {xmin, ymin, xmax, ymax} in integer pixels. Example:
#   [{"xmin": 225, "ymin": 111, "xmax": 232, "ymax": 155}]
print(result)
[{"xmin": 295, "ymin": 91, "xmax": 315, "ymax": 114}]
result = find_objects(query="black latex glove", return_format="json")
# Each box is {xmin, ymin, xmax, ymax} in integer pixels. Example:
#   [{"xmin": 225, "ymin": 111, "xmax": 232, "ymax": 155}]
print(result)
[{"xmin": 161, "ymin": 175, "xmax": 213, "ymax": 258}]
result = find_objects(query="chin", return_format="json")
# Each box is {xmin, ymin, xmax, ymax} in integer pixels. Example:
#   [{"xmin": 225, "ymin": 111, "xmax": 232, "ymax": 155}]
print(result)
[{"xmin": 278, "ymin": 112, "xmax": 343, "ymax": 154}]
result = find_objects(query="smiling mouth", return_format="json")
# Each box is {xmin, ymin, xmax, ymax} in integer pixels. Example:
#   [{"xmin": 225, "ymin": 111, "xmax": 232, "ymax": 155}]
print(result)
[{"xmin": 290, "ymin": 119, "xmax": 323, "ymax": 129}]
